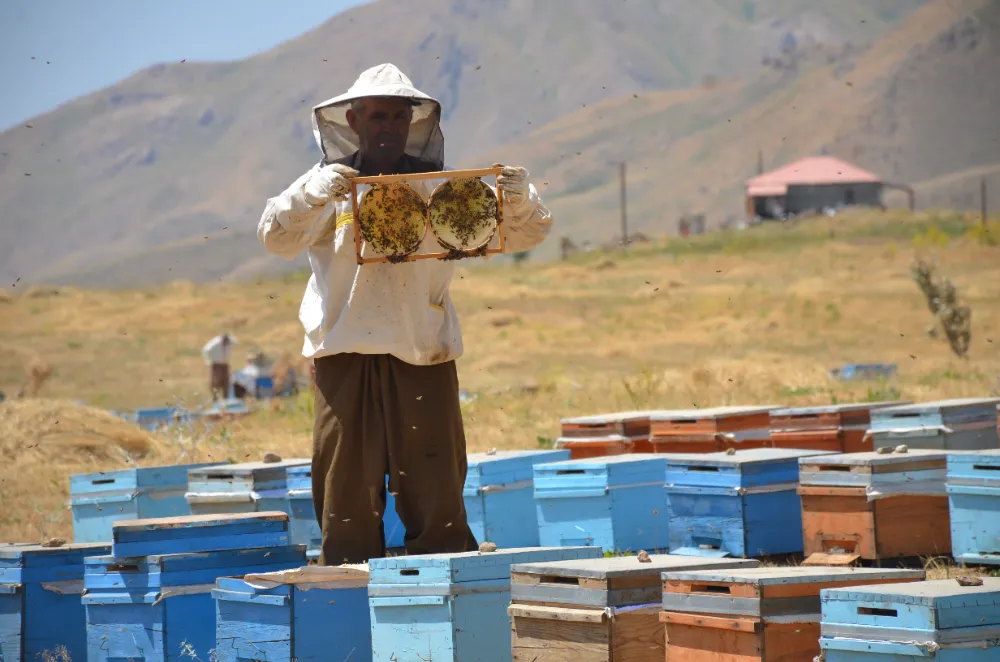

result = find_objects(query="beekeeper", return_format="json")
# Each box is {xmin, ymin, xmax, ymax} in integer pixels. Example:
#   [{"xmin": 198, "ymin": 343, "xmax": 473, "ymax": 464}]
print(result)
[
  {"xmin": 257, "ymin": 63, "xmax": 553, "ymax": 565},
  {"xmin": 201, "ymin": 333, "xmax": 235, "ymax": 401}
]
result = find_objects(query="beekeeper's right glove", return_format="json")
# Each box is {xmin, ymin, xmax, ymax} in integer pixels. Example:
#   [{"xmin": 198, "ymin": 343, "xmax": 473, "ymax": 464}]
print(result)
[{"xmin": 303, "ymin": 163, "xmax": 360, "ymax": 206}]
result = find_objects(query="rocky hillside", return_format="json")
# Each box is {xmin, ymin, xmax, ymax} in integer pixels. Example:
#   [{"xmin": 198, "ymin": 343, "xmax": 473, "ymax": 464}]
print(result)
[{"xmin": 0, "ymin": 0, "xmax": 950, "ymax": 286}]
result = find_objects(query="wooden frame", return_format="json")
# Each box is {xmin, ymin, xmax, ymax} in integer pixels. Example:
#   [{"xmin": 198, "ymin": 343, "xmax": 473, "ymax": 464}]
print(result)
[{"xmin": 349, "ymin": 166, "xmax": 506, "ymax": 264}]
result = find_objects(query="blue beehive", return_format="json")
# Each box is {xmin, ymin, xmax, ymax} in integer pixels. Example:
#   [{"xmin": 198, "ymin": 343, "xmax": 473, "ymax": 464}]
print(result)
[
  {"xmin": 465, "ymin": 449, "xmax": 570, "ymax": 548},
  {"xmin": 185, "ymin": 459, "xmax": 309, "ymax": 515},
  {"xmin": 870, "ymin": 398, "xmax": 1000, "ymax": 451},
  {"xmin": 819, "ymin": 578, "xmax": 1000, "ymax": 661},
  {"xmin": 214, "ymin": 565, "xmax": 371, "ymax": 662},
  {"xmin": 666, "ymin": 448, "xmax": 834, "ymax": 558},
  {"xmin": 0, "ymin": 542, "xmax": 109, "ymax": 662},
  {"xmin": 947, "ymin": 449, "xmax": 1000, "ymax": 565},
  {"xmin": 111, "ymin": 511, "xmax": 292, "ymax": 558},
  {"xmin": 70, "ymin": 463, "xmax": 219, "ymax": 543},
  {"xmin": 286, "ymin": 465, "xmax": 321, "ymax": 560},
  {"xmin": 534, "ymin": 453, "xmax": 670, "ymax": 553},
  {"xmin": 285, "ymin": 468, "xmax": 406, "ymax": 559},
  {"xmin": 368, "ymin": 546, "xmax": 601, "ymax": 662},
  {"xmin": 84, "ymin": 544, "xmax": 306, "ymax": 662}
]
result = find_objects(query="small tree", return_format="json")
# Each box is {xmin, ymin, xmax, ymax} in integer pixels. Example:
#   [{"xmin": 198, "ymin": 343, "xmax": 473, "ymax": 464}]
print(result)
[{"xmin": 911, "ymin": 258, "xmax": 971, "ymax": 358}]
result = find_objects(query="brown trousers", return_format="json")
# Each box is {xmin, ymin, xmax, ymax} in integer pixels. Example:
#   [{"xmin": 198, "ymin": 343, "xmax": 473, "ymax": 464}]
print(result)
[
  {"xmin": 209, "ymin": 363, "xmax": 229, "ymax": 401},
  {"xmin": 311, "ymin": 352, "xmax": 478, "ymax": 565}
]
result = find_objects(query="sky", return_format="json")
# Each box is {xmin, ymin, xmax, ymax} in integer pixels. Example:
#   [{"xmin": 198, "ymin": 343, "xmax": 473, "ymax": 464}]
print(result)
[{"xmin": 0, "ymin": 0, "xmax": 367, "ymax": 131}]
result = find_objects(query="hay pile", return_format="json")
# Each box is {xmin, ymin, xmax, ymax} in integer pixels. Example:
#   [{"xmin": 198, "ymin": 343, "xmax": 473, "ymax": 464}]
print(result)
[{"xmin": 0, "ymin": 398, "xmax": 161, "ymax": 462}]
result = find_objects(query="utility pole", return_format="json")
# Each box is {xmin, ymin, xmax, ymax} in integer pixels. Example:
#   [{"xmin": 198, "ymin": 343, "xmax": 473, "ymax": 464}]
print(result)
[
  {"xmin": 757, "ymin": 148, "xmax": 764, "ymax": 175},
  {"xmin": 982, "ymin": 177, "xmax": 988, "ymax": 227},
  {"xmin": 620, "ymin": 162, "xmax": 628, "ymax": 247}
]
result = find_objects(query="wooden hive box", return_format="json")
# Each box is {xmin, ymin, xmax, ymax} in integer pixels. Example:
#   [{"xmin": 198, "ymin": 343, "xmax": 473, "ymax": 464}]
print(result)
[
  {"xmin": 185, "ymin": 458, "xmax": 310, "ymax": 516},
  {"xmin": 534, "ymin": 454, "xmax": 670, "ymax": 553},
  {"xmin": 0, "ymin": 542, "xmax": 110, "ymax": 662},
  {"xmin": 558, "ymin": 411, "xmax": 665, "ymax": 456},
  {"xmin": 465, "ymin": 450, "xmax": 571, "ymax": 548},
  {"xmin": 819, "ymin": 577, "xmax": 1000, "ymax": 661},
  {"xmin": 111, "ymin": 511, "xmax": 292, "ymax": 558},
  {"xmin": 797, "ymin": 449, "xmax": 952, "ymax": 564},
  {"xmin": 287, "ymin": 468, "xmax": 407, "ymax": 558},
  {"xmin": 367, "ymin": 546, "xmax": 602, "ymax": 662},
  {"xmin": 869, "ymin": 398, "xmax": 1000, "ymax": 451},
  {"xmin": 649, "ymin": 406, "xmax": 778, "ymax": 454},
  {"xmin": 213, "ymin": 564, "xmax": 371, "ymax": 662},
  {"xmin": 659, "ymin": 566, "xmax": 925, "ymax": 662},
  {"xmin": 768, "ymin": 402, "xmax": 906, "ymax": 454},
  {"xmin": 947, "ymin": 449, "xmax": 1000, "ymax": 566},
  {"xmin": 69, "ymin": 463, "xmax": 219, "ymax": 544},
  {"xmin": 508, "ymin": 554, "xmax": 760, "ymax": 661},
  {"xmin": 83, "ymin": 545, "xmax": 306, "ymax": 662},
  {"xmin": 665, "ymin": 448, "xmax": 834, "ymax": 558}
]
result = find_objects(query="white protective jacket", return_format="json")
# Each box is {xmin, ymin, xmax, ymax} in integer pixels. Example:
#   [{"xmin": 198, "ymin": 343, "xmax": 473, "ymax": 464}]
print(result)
[{"xmin": 258, "ymin": 64, "xmax": 553, "ymax": 365}]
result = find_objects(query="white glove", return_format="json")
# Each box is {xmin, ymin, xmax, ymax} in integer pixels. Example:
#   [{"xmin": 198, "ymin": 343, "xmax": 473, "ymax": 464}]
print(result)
[
  {"xmin": 303, "ymin": 163, "xmax": 359, "ymax": 206},
  {"xmin": 494, "ymin": 164, "xmax": 529, "ymax": 210}
]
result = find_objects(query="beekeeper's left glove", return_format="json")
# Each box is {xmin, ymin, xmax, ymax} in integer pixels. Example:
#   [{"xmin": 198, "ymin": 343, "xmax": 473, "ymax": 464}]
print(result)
[{"xmin": 494, "ymin": 164, "xmax": 530, "ymax": 211}]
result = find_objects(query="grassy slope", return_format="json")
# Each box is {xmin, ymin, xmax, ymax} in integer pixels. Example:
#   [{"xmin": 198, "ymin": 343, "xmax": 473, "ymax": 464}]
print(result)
[{"xmin": 2, "ymin": 208, "xmax": 1000, "ymax": 541}]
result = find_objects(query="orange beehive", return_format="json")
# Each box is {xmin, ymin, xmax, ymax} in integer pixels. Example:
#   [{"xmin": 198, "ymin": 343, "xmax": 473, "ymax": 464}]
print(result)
[
  {"xmin": 648, "ymin": 406, "xmax": 778, "ymax": 454},
  {"xmin": 659, "ymin": 566, "xmax": 925, "ymax": 662},
  {"xmin": 797, "ymin": 449, "xmax": 952, "ymax": 564},
  {"xmin": 556, "ymin": 411, "xmax": 660, "ymax": 458},
  {"xmin": 768, "ymin": 402, "xmax": 906, "ymax": 453}
]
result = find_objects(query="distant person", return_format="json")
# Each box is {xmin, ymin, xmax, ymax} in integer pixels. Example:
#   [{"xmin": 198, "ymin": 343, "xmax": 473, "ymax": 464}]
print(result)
[
  {"xmin": 201, "ymin": 333, "xmax": 236, "ymax": 401},
  {"xmin": 257, "ymin": 63, "xmax": 553, "ymax": 565}
]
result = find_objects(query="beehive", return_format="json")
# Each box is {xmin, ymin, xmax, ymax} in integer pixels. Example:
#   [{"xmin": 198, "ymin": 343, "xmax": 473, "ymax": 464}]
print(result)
[
  {"xmin": 0, "ymin": 542, "xmax": 110, "ymax": 662},
  {"xmin": 649, "ymin": 406, "xmax": 778, "ymax": 453},
  {"xmin": 660, "ymin": 566, "xmax": 925, "ymax": 662},
  {"xmin": 665, "ymin": 448, "xmax": 833, "ymax": 558},
  {"xmin": 213, "ymin": 565, "xmax": 371, "ymax": 662},
  {"xmin": 869, "ymin": 398, "xmax": 1000, "ymax": 451},
  {"xmin": 534, "ymin": 454, "xmax": 670, "ymax": 553},
  {"xmin": 508, "ymin": 554, "xmax": 759, "ymax": 661},
  {"xmin": 285, "ymin": 464, "xmax": 321, "ymax": 560},
  {"xmin": 768, "ymin": 402, "xmax": 905, "ymax": 453},
  {"xmin": 947, "ymin": 449, "xmax": 1000, "ymax": 565},
  {"xmin": 111, "ymin": 511, "xmax": 293, "ymax": 558},
  {"xmin": 84, "ymin": 545, "xmax": 306, "ymax": 662},
  {"xmin": 557, "ymin": 411, "xmax": 662, "ymax": 457},
  {"xmin": 819, "ymin": 578, "xmax": 1000, "ymax": 661},
  {"xmin": 464, "ymin": 450, "xmax": 570, "ymax": 548},
  {"xmin": 70, "ymin": 463, "xmax": 219, "ymax": 543},
  {"xmin": 185, "ymin": 459, "xmax": 310, "ymax": 515},
  {"xmin": 368, "ymin": 546, "xmax": 601, "ymax": 662},
  {"xmin": 798, "ymin": 449, "xmax": 952, "ymax": 564}
]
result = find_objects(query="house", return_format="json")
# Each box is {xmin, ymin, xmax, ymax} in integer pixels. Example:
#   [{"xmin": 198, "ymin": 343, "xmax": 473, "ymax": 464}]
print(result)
[{"xmin": 745, "ymin": 156, "xmax": 884, "ymax": 220}]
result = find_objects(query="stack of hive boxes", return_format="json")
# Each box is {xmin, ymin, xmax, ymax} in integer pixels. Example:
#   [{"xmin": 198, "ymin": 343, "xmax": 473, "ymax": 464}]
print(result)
[
  {"xmin": 649, "ymin": 406, "xmax": 777, "ymax": 453},
  {"xmin": 768, "ymin": 402, "xmax": 904, "ymax": 453},
  {"xmin": 556, "ymin": 411, "xmax": 661, "ymax": 458},
  {"xmin": 83, "ymin": 512, "xmax": 305, "ymax": 661},
  {"xmin": 869, "ymin": 398, "xmax": 1000, "ymax": 451}
]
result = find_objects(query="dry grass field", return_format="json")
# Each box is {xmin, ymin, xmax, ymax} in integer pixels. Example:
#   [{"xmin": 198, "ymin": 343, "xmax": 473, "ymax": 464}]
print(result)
[{"xmin": 2, "ymin": 208, "xmax": 999, "ymax": 548}]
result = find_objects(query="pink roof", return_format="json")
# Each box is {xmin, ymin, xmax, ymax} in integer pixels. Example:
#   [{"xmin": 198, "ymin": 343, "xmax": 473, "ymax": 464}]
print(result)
[{"xmin": 746, "ymin": 156, "xmax": 881, "ymax": 197}]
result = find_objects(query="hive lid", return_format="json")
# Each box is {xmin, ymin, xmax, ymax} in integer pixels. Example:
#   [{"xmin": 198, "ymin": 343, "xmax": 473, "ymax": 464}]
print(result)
[
  {"xmin": 560, "ymin": 410, "xmax": 664, "ymax": 425},
  {"xmin": 114, "ymin": 511, "xmax": 289, "ymax": 532},
  {"xmin": 534, "ymin": 453, "xmax": 669, "ymax": 469},
  {"xmin": 368, "ymin": 546, "xmax": 601, "ymax": 585},
  {"xmin": 242, "ymin": 563, "xmax": 369, "ymax": 587},
  {"xmin": 71, "ymin": 462, "xmax": 218, "ymax": 495},
  {"xmin": 877, "ymin": 398, "xmax": 1000, "ymax": 414},
  {"xmin": 649, "ymin": 406, "xmax": 779, "ymax": 421},
  {"xmin": 770, "ymin": 401, "xmax": 906, "ymax": 417},
  {"xmin": 111, "ymin": 511, "xmax": 291, "ymax": 558},
  {"xmin": 662, "ymin": 566, "xmax": 924, "ymax": 586},
  {"xmin": 799, "ymin": 449, "xmax": 950, "ymax": 467},
  {"xmin": 512, "ymin": 554, "xmax": 759, "ymax": 581},
  {"xmin": 821, "ymin": 578, "xmax": 1000, "ymax": 638},
  {"xmin": 667, "ymin": 448, "xmax": 833, "ymax": 466},
  {"xmin": 466, "ymin": 450, "xmax": 570, "ymax": 490},
  {"xmin": 187, "ymin": 458, "xmax": 310, "ymax": 477},
  {"xmin": 0, "ymin": 541, "xmax": 111, "ymax": 560}
]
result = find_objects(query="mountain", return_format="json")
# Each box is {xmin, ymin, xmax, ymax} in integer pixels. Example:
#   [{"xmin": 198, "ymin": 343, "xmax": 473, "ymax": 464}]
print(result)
[
  {"xmin": 0, "ymin": 0, "xmax": 939, "ymax": 287},
  {"xmin": 483, "ymin": 0, "xmax": 1000, "ymax": 253}
]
